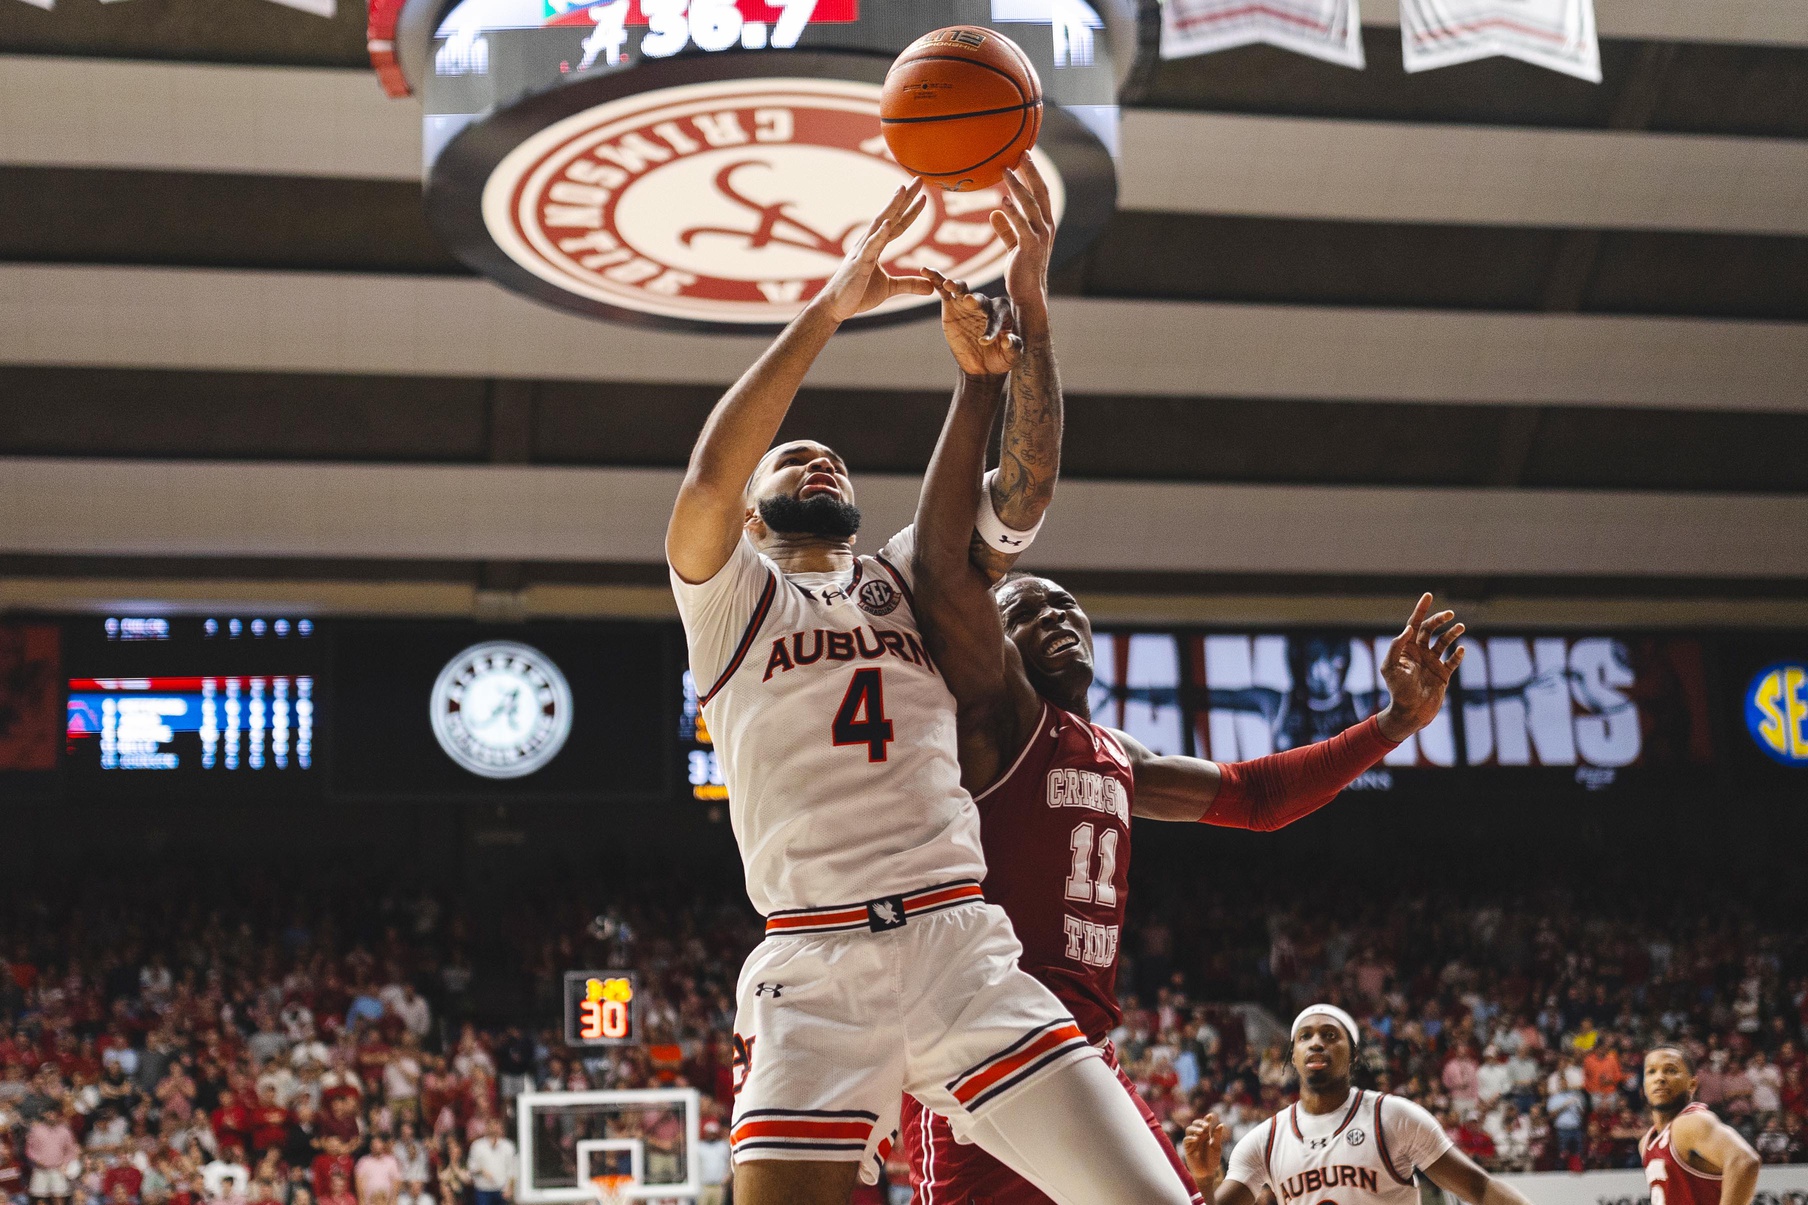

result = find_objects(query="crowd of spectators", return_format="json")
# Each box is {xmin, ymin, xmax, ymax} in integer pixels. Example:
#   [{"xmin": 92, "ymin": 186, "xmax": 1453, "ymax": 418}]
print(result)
[
  {"xmin": 1, "ymin": 871, "xmax": 1804, "ymax": 1205},
  {"xmin": 0, "ymin": 878, "xmax": 754, "ymax": 1205},
  {"xmin": 1111, "ymin": 883, "xmax": 1808, "ymax": 1176}
]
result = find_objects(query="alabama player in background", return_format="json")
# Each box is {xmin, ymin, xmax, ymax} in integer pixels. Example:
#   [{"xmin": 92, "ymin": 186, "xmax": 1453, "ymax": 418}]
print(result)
[
  {"xmin": 1640, "ymin": 1047, "xmax": 1760, "ymax": 1205},
  {"xmin": 1184, "ymin": 1008, "xmax": 1537, "ymax": 1205},
  {"xmin": 667, "ymin": 177, "xmax": 1195, "ymax": 1205},
  {"xmin": 903, "ymin": 241, "xmax": 1467, "ymax": 1202}
]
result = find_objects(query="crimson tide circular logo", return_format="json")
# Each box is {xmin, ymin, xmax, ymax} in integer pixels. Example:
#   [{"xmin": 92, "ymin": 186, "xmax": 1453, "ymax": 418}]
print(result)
[{"xmin": 479, "ymin": 77, "xmax": 1066, "ymax": 328}]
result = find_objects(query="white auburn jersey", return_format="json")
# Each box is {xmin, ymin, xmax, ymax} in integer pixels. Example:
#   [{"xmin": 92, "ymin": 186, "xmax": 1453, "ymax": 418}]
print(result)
[
  {"xmin": 1225, "ymin": 1090, "xmax": 1453, "ymax": 1205},
  {"xmin": 671, "ymin": 527, "xmax": 985, "ymax": 916}
]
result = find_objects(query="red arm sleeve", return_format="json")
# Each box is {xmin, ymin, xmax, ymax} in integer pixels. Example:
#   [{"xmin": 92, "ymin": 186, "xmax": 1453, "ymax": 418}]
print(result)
[{"xmin": 1201, "ymin": 715, "xmax": 1400, "ymax": 831}]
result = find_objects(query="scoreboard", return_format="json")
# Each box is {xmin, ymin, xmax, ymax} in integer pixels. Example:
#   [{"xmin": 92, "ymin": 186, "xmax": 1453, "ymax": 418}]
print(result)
[
  {"xmin": 63, "ymin": 616, "xmax": 320, "ymax": 787},
  {"xmin": 679, "ymin": 669, "xmax": 725, "ymax": 801},
  {"xmin": 68, "ymin": 676, "xmax": 315, "ymax": 772},
  {"xmin": 411, "ymin": 0, "xmax": 1140, "ymax": 329}
]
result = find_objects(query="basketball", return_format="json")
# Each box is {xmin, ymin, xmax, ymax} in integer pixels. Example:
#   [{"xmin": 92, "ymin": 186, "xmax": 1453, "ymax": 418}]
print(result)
[{"xmin": 880, "ymin": 25, "xmax": 1044, "ymax": 193}]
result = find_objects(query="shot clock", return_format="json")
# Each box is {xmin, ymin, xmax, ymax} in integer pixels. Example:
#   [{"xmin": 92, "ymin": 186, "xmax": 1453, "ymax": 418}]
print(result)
[{"xmin": 564, "ymin": 970, "xmax": 641, "ymax": 1045}]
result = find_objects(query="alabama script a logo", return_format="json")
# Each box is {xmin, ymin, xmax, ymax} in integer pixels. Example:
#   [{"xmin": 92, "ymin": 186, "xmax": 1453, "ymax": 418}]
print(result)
[{"xmin": 481, "ymin": 77, "xmax": 1065, "ymax": 329}]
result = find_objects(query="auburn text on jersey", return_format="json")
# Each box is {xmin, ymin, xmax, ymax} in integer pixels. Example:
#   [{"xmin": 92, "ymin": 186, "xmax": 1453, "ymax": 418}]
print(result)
[
  {"xmin": 1278, "ymin": 1167, "xmax": 1382, "ymax": 1202},
  {"xmin": 761, "ymin": 625, "xmax": 934, "ymax": 680}
]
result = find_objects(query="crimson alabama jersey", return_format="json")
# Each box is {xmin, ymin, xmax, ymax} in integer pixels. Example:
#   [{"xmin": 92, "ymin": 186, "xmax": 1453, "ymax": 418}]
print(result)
[
  {"xmin": 973, "ymin": 701, "xmax": 1132, "ymax": 1043},
  {"xmin": 1643, "ymin": 1103, "xmax": 1723, "ymax": 1205}
]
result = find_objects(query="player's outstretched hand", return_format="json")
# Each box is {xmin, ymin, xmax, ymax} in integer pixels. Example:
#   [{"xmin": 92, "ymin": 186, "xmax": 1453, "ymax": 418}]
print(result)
[
  {"xmin": 1377, "ymin": 593, "xmax": 1466, "ymax": 743},
  {"xmin": 810, "ymin": 181, "xmax": 933, "ymax": 324},
  {"xmin": 991, "ymin": 159, "xmax": 1054, "ymax": 327},
  {"xmin": 1183, "ymin": 1112, "xmax": 1228, "ymax": 1189},
  {"xmin": 925, "ymin": 268, "xmax": 1022, "ymax": 378}
]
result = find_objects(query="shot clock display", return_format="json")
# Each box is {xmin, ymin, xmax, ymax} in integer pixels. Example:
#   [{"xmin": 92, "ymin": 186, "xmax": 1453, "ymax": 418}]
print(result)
[
  {"xmin": 564, "ymin": 970, "xmax": 641, "ymax": 1046},
  {"xmin": 64, "ymin": 617, "xmax": 320, "ymax": 785}
]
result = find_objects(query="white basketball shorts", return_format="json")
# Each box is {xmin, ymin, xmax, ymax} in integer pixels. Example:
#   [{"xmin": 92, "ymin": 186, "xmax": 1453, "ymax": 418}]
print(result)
[{"xmin": 727, "ymin": 879, "xmax": 1094, "ymax": 1184}]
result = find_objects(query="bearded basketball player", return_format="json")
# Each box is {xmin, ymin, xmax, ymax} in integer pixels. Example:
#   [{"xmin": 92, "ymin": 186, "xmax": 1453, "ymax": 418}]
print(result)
[
  {"xmin": 668, "ymin": 175, "xmax": 1195, "ymax": 1205},
  {"xmin": 1185, "ymin": 1009, "xmax": 1537, "ymax": 1205},
  {"xmin": 901, "ymin": 268, "xmax": 1469, "ymax": 1204},
  {"xmin": 1640, "ymin": 1047, "xmax": 1761, "ymax": 1205}
]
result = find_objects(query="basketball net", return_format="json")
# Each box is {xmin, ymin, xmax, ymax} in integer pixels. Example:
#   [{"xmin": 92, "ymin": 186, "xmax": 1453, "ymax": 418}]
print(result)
[{"xmin": 589, "ymin": 1174, "xmax": 634, "ymax": 1205}]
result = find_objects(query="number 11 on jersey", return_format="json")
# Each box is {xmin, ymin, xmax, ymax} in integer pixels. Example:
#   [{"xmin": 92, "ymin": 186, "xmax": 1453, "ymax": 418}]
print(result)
[
  {"xmin": 1064, "ymin": 822, "xmax": 1119, "ymax": 905},
  {"xmin": 832, "ymin": 668, "xmax": 895, "ymax": 762}
]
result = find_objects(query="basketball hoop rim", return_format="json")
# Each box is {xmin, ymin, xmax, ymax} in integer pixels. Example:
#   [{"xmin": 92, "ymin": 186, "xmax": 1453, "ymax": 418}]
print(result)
[{"xmin": 587, "ymin": 1174, "xmax": 634, "ymax": 1205}]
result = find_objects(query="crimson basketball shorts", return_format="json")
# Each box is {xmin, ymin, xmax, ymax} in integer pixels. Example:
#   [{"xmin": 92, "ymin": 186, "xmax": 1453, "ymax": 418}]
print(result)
[
  {"xmin": 728, "ymin": 882, "xmax": 1095, "ymax": 1185},
  {"xmin": 902, "ymin": 1041, "xmax": 1206, "ymax": 1205}
]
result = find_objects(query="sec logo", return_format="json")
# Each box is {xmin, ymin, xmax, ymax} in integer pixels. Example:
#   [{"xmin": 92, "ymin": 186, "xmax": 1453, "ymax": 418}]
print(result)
[
  {"xmin": 430, "ymin": 641, "xmax": 574, "ymax": 779},
  {"xmin": 479, "ymin": 76, "xmax": 1064, "ymax": 329},
  {"xmin": 857, "ymin": 579, "xmax": 900, "ymax": 617},
  {"xmin": 1746, "ymin": 662, "xmax": 1808, "ymax": 766}
]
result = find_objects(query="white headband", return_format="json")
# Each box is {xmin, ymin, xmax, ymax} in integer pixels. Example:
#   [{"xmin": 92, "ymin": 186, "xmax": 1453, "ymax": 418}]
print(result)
[{"xmin": 1292, "ymin": 1004, "xmax": 1360, "ymax": 1049}]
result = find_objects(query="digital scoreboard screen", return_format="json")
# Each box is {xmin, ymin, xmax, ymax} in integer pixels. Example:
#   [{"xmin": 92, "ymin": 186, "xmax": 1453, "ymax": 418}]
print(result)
[
  {"xmin": 64, "ymin": 617, "xmax": 320, "ymax": 783},
  {"xmin": 1086, "ymin": 628, "xmax": 1714, "ymax": 792},
  {"xmin": 680, "ymin": 669, "xmax": 726, "ymax": 802},
  {"xmin": 425, "ymin": 0, "xmax": 1128, "ymax": 157}
]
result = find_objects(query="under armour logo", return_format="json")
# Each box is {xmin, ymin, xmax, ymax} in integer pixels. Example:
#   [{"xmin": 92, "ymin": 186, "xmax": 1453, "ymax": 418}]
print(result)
[
  {"xmin": 867, "ymin": 896, "xmax": 908, "ymax": 932},
  {"xmin": 999, "ymin": 533, "xmax": 1027, "ymax": 547},
  {"xmin": 754, "ymin": 983, "xmax": 783, "ymax": 998},
  {"xmin": 1308, "ymin": 1137, "xmax": 1332, "ymax": 1150}
]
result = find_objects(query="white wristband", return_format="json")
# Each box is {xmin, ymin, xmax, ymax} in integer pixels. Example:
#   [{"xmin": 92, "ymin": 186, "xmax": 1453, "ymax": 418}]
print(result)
[{"xmin": 975, "ymin": 473, "xmax": 1043, "ymax": 555}]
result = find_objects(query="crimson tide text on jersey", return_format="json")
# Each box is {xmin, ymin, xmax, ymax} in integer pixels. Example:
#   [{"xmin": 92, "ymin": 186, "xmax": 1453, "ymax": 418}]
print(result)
[{"xmin": 973, "ymin": 702, "xmax": 1134, "ymax": 1043}]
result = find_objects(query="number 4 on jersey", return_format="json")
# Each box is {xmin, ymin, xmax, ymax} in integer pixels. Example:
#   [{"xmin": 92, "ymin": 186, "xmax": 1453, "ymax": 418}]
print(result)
[{"xmin": 832, "ymin": 668, "xmax": 895, "ymax": 762}]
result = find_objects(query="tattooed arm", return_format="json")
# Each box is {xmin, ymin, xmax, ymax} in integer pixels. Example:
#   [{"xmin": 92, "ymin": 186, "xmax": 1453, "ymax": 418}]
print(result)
[{"xmin": 978, "ymin": 159, "xmax": 1062, "ymax": 581}]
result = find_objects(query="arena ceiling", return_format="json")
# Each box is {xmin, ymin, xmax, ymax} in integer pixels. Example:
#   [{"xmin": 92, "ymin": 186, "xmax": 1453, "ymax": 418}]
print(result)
[{"xmin": 2, "ymin": 0, "xmax": 1806, "ymax": 624}]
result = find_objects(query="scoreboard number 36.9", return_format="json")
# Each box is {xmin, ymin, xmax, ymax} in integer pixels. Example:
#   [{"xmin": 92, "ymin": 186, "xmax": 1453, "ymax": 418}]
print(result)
[{"xmin": 564, "ymin": 971, "xmax": 640, "ymax": 1046}]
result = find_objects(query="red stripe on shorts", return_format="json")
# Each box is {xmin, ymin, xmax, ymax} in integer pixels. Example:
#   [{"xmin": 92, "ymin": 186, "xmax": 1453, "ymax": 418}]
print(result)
[{"xmin": 952, "ymin": 1023, "xmax": 1085, "ymax": 1106}]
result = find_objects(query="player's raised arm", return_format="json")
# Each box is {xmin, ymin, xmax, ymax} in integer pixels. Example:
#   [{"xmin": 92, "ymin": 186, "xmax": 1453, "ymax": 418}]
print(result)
[
  {"xmin": 1121, "ymin": 595, "xmax": 1466, "ymax": 822},
  {"xmin": 978, "ymin": 159, "xmax": 1063, "ymax": 581},
  {"xmin": 919, "ymin": 159, "xmax": 1061, "ymax": 582},
  {"xmin": 665, "ymin": 182, "xmax": 930, "ymax": 584},
  {"xmin": 910, "ymin": 277, "xmax": 1043, "ymax": 790}
]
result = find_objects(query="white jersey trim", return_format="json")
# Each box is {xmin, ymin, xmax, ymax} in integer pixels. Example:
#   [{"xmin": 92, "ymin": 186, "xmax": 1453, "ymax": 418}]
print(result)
[
  {"xmin": 697, "ymin": 567, "xmax": 778, "ymax": 707},
  {"xmin": 1649, "ymin": 1105, "xmax": 1726, "ymax": 1180},
  {"xmin": 973, "ymin": 700, "xmax": 1053, "ymax": 804}
]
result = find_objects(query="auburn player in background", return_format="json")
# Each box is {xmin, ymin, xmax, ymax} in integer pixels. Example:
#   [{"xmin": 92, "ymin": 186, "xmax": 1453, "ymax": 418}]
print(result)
[
  {"xmin": 903, "ymin": 244, "xmax": 1467, "ymax": 1203},
  {"xmin": 1640, "ymin": 1047, "xmax": 1761, "ymax": 1205},
  {"xmin": 1183, "ymin": 1008, "xmax": 1537, "ymax": 1205}
]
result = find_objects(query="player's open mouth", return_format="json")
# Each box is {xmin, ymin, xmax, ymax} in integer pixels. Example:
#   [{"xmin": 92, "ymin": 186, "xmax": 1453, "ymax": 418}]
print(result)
[
  {"xmin": 1044, "ymin": 632, "xmax": 1080, "ymax": 656},
  {"xmin": 798, "ymin": 473, "xmax": 841, "ymax": 499}
]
